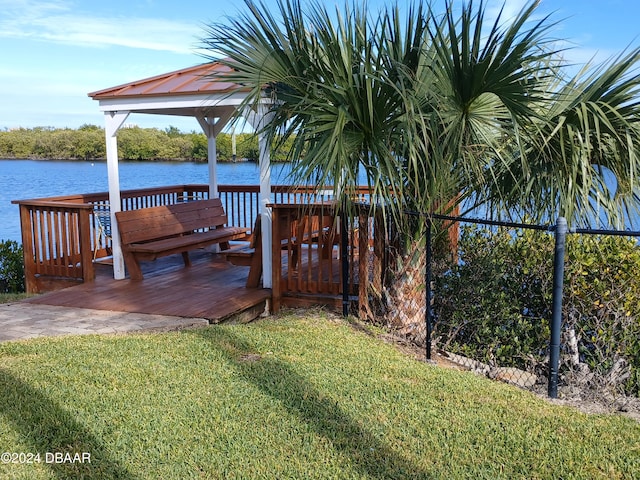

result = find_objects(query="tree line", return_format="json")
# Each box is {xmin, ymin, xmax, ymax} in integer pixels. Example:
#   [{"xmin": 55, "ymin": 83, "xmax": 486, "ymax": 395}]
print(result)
[{"xmin": 0, "ymin": 125, "xmax": 295, "ymax": 162}]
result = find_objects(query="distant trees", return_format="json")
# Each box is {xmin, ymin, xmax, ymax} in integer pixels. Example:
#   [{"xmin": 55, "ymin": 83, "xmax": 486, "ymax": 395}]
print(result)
[{"xmin": 0, "ymin": 125, "xmax": 284, "ymax": 162}]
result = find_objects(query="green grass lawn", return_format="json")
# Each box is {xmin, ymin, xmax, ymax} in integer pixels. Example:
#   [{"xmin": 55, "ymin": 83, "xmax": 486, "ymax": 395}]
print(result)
[{"xmin": 0, "ymin": 310, "xmax": 638, "ymax": 479}]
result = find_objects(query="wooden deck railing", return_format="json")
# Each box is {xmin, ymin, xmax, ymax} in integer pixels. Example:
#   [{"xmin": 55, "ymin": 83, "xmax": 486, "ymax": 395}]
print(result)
[
  {"xmin": 269, "ymin": 202, "xmax": 385, "ymax": 312},
  {"xmin": 271, "ymin": 203, "xmax": 342, "ymax": 310},
  {"xmin": 16, "ymin": 200, "xmax": 95, "ymax": 293},
  {"xmin": 13, "ymin": 184, "xmax": 375, "ymax": 294},
  {"xmin": 13, "ymin": 185, "xmax": 211, "ymax": 293}
]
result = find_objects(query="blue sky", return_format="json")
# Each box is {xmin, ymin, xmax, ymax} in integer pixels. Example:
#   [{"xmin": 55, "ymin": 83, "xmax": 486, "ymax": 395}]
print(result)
[{"xmin": 1, "ymin": 0, "xmax": 639, "ymax": 132}]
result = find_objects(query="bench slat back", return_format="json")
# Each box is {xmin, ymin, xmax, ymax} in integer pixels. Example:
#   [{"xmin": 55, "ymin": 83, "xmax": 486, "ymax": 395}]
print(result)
[{"xmin": 116, "ymin": 198, "xmax": 228, "ymax": 245}]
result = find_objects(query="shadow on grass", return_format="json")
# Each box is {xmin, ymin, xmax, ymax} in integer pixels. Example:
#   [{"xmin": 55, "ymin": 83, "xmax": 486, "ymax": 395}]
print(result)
[
  {"xmin": 0, "ymin": 369, "xmax": 135, "ymax": 479},
  {"xmin": 193, "ymin": 327, "xmax": 429, "ymax": 479}
]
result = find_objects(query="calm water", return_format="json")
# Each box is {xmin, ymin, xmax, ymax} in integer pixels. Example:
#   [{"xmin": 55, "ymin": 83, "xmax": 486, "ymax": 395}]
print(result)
[
  {"xmin": 2, "ymin": 159, "xmax": 638, "ymax": 244},
  {"xmin": 0, "ymin": 159, "xmax": 294, "ymax": 243}
]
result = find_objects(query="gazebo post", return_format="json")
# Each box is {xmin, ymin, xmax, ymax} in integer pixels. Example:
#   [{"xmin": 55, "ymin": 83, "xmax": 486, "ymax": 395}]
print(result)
[
  {"xmin": 104, "ymin": 111, "xmax": 130, "ymax": 280},
  {"xmin": 245, "ymin": 106, "xmax": 274, "ymax": 290},
  {"xmin": 197, "ymin": 110, "xmax": 233, "ymax": 199},
  {"xmin": 258, "ymin": 128, "xmax": 272, "ymax": 289}
]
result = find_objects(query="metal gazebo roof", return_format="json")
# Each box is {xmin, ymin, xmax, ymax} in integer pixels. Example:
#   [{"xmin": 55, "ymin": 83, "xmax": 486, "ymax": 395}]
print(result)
[{"xmin": 88, "ymin": 62, "xmax": 249, "ymax": 118}]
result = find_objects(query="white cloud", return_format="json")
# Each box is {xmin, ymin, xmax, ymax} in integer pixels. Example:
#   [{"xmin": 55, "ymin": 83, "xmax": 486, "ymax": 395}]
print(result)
[
  {"xmin": 38, "ymin": 16, "xmax": 197, "ymax": 53},
  {"xmin": 485, "ymin": 0, "xmax": 531, "ymax": 24},
  {"xmin": 0, "ymin": 0, "xmax": 199, "ymax": 54},
  {"xmin": 0, "ymin": 0, "xmax": 68, "ymax": 17}
]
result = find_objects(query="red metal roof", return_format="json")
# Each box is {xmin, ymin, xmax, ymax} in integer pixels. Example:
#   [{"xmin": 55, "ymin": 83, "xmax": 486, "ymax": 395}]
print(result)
[{"xmin": 88, "ymin": 62, "xmax": 240, "ymax": 100}]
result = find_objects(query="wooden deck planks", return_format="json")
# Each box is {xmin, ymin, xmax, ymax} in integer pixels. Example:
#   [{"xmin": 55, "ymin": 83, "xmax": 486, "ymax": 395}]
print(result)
[
  {"xmin": 24, "ymin": 243, "xmax": 357, "ymax": 321},
  {"xmin": 25, "ymin": 250, "xmax": 270, "ymax": 323}
]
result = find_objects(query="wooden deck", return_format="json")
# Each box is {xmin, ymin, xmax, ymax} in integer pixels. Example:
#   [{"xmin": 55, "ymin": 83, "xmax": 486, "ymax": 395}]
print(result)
[
  {"xmin": 13, "ymin": 187, "xmax": 386, "ymax": 319},
  {"xmin": 25, "ymin": 249, "xmax": 271, "ymax": 324}
]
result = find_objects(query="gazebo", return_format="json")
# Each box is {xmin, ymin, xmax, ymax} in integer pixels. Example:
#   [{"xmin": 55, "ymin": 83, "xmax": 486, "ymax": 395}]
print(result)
[
  {"xmin": 88, "ymin": 62, "xmax": 274, "ymax": 287},
  {"xmin": 14, "ymin": 61, "xmax": 378, "ymax": 316}
]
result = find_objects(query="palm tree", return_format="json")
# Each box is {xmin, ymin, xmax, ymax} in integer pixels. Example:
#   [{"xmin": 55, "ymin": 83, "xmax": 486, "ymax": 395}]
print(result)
[
  {"xmin": 201, "ymin": 0, "xmax": 640, "ymax": 330},
  {"xmin": 202, "ymin": 0, "xmax": 640, "ymax": 225},
  {"xmin": 202, "ymin": 0, "xmax": 427, "ymax": 222}
]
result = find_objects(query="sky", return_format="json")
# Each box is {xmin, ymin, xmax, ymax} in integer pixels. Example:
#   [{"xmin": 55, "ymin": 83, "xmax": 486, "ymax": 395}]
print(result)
[{"xmin": 1, "ymin": 0, "xmax": 639, "ymax": 133}]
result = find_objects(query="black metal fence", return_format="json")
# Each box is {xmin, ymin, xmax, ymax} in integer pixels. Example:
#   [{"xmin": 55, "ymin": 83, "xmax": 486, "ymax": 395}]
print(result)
[{"xmin": 376, "ymin": 211, "xmax": 640, "ymax": 412}]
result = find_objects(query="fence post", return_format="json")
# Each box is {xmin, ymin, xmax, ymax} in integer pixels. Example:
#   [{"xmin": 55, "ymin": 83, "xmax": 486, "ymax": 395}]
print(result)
[
  {"xmin": 341, "ymin": 198, "xmax": 349, "ymax": 317},
  {"xmin": 425, "ymin": 215, "xmax": 433, "ymax": 361},
  {"xmin": 548, "ymin": 216, "xmax": 567, "ymax": 398}
]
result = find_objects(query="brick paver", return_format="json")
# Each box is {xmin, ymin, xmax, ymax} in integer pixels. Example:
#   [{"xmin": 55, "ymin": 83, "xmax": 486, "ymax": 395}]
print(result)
[{"xmin": 0, "ymin": 303, "xmax": 209, "ymax": 342}]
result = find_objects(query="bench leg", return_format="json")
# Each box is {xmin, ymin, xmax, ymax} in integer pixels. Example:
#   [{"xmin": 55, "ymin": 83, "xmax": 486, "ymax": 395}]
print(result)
[
  {"xmin": 123, "ymin": 250, "xmax": 144, "ymax": 281},
  {"xmin": 246, "ymin": 244, "xmax": 263, "ymax": 288},
  {"xmin": 182, "ymin": 252, "xmax": 191, "ymax": 267}
]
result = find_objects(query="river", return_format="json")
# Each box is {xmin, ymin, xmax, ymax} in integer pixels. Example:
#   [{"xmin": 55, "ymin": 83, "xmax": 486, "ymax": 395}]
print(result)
[{"xmin": 0, "ymin": 159, "xmax": 294, "ymax": 243}]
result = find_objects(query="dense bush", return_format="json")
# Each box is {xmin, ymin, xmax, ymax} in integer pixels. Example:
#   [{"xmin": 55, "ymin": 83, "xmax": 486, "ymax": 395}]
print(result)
[
  {"xmin": 0, "ymin": 240, "xmax": 25, "ymax": 293},
  {"xmin": 434, "ymin": 225, "xmax": 640, "ymax": 396},
  {"xmin": 564, "ymin": 235, "xmax": 640, "ymax": 396},
  {"xmin": 434, "ymin": 227, "xmax": 553, "ymax": 372}
]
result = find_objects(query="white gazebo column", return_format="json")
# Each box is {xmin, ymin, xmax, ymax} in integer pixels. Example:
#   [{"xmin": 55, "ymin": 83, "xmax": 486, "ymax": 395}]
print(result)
[
  {"xmin": 258, "ymin": 129, "xmax": 272, "ymax": 288},
  {"xmin": 245, "ymin": 105, "xmax": 274, "ymax": 289},
  {"xmin": 197, "ymin": 111, "xmax": 233, "ymax": 199},
  {"xmin": 104, "ymin": 111, "xmax": 130, "ymax": 280},
  {"xmin": 196, "ymin": 116, "xmax": 218, "ymax": 198},
  {"xmin": 207, "ymin": 135, "xmax": 218, "ymax": 198}
]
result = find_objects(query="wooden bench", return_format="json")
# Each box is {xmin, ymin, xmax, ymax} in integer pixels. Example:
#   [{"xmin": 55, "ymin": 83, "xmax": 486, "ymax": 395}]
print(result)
[{"xmin": 115, "ymin": 198, "xmax": 250, "ymax": 280}]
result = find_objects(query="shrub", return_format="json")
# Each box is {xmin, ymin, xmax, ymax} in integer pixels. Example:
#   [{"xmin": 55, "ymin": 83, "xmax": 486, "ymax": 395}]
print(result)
[
  {"xmin": 433, "ymin": 225, "xmax": 640, "ymax": 396},
  {"xmin": 564, "ymin": 235, "xmax": 640, "ymax": 396},
  {"xmin": 434, "ymin": 226, "xmax": 553, "ymax": 372},
  {"xmin": 0, "ymin": 240, "xmax": 25, "ymax": 293}
]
